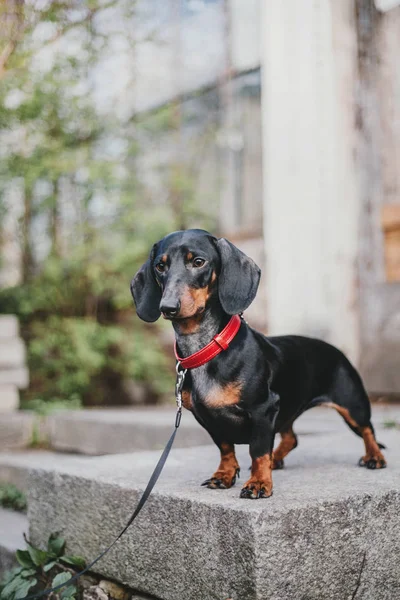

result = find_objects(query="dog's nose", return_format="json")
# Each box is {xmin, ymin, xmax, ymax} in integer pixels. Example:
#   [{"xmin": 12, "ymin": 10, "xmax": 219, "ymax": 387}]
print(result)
[{"xmin": 160, "ymin": 299, "xmax": 180, "ymax": 318}]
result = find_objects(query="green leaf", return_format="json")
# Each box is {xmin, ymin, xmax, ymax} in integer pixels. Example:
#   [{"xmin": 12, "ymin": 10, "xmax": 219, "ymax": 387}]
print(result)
[
  {"xmin": 51, "ymin": 572, "xmax": 72, "ymax": 590},
  {"xmin": 0, "ymin": 568, "xmax": 23, "ymax": 587},
  {"xmin": 60, "ymin": 585, "xmax": 77, "ymax": 599},
  {"xmin": 26, "ymin": 545, "xmax": 48, "ymax": 567},
  {"xmin": 0, "ymin": 576, "xmax": 28, "ymax": 600},
  {"xmin": 14, "ymin": 579, "xmax": 37, "ymax": 600},
  {"xmin": 47, "ymin": 534, "xmax": 66, "ymax": 557},
  {"xmin": 60, "ymin": 556, "xmax": 86, "ymax": 569},
  {"xmin": 20, "ymin": 570, "xmax": 36, "ymax": 579},
  {"xmin": 43, "ymin": 561, "xmax": 57, "ymax": 573},
  {"xmin": 15, "ymin": 551, "xmax": 34, "ymax": 569}
]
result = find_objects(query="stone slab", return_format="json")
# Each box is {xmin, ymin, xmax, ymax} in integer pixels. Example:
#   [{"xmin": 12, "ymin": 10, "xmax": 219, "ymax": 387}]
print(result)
[
  {"xmin": 0, "ymin": 368, "xmax": 29, "ymax": 389},
  {"xmin": 0, "ymin": 316, "xmax": 19, "ymax": 339},
  {"xmin": 0, "ymin": 339, "xmax": 26, "ymax": 370},
  {"xmin": 0, "ymin": 386, "xmax": 19, "ymax": 413},
  {"xmin": 27, "ymin": 406, "xmax": 400, "ymax": 600},
  {"xmin": 48, "ymin": 402, "xmax": 399, "ymax": 456},
  {"xmin": 0, "ymin": 413, "xmax": 35, "ymax": 452},
  {"xmin": 0, "ymin": 451, "xmax": 99, "ymax": 491},
  {"xmin": 48, "ymin": 408, "xmax": 211, "ymax": 455},
  {"xmin": 0, "ymin": 508, "xmax": 27, "ymax": 576}
]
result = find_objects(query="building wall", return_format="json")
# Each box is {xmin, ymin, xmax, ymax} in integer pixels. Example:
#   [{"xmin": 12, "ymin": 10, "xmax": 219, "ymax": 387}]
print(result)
[
  {"xmin": 356, "ymin": 0, "xmax": 400, "ymax": 393},
  {"xmin": 261, "ymin": 0, "xmax": 400, "ymax": 393},
  {"xmin": 261, "ymin": 0, "xmax": 361, "ymax": 362}
]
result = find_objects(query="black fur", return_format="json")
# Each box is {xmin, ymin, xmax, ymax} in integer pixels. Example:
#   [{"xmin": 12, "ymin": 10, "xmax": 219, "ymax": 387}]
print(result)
[{"xmin": 131, "ymin": 229, "xmax": 386, "ymax": 498}]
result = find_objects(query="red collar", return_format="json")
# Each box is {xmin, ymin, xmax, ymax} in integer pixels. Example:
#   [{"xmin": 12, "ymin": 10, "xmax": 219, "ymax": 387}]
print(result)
[{"xmin": 174, "ymin": 314, "xmax": 242, "ymax": 370}]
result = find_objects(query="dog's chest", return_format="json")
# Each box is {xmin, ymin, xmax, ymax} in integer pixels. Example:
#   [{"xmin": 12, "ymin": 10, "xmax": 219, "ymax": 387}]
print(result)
[{"xmin": 189, "ymin": 368, "xmax": 241, "ymax": 409}]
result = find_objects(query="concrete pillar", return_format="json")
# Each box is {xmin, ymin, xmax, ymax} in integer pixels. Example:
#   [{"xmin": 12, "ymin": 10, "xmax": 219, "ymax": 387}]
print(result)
[{"xmin": 261, "ymin": 0, "xmax": 361, "ymax": 362}]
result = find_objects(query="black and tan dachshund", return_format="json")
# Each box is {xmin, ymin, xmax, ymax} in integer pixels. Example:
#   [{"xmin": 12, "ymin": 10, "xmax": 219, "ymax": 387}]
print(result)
[{"xmin": 131, "ymin": 229, "xmax": 386, "ymax": 499}]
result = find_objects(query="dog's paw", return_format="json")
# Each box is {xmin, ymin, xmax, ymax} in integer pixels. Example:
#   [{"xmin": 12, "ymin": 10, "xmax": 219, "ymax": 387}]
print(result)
[
  {"xmin": 201, "ymin": 468, "xmax": 240, "ymax": 489},
  {"xmin": 358, "ymin": 456, "xmax": 387, "ymax": 470},
  {"xmin": 240, "ymin": 479, "xmax": 272, "ymax": 499},
  {"xmin": 271, "ymin": 458, "xmax": 284, "ymax": 470}
]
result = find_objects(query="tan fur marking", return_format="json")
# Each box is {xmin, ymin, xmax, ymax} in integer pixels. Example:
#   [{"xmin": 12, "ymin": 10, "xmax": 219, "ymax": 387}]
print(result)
[
  {"xmin": 205, "ymin": 382, "xmax": 242, "ymax": 408},
  {"xmin": 361, "ymin": 426, "xmax": 386, "ymax": 464},
  {"xmin": 242, "ymin": 454, "xmax": 273, "ymax": 497},
  {"xmin": 326, "ymin": 403, "xmax": 386, "ymax": 467},
  {"xmin": 188, "ymin": 285, "xmax": 209, "ymax": 305},
  {"xmin": 273, "ymin": 427, "xmax": 297, "ymax": 463},
  {"xmin": 186, "ymin": 252, "xmax": 193, "ymax": 261},
  {"xmin": 208, "ymin": 443, "xmax": 240, "ymax": 488},
  {"xmin": 176, "ymin": 313, "xmax": 203, "ymax": 335},
  {"xmin": 176, "ymin": 273, "xmax": 217, "ymax": 333},
  {"xmin": 181, "ymin": 390, "xmax": 193, "ymax": 411},
  {"xmin": 326, "ymin": 402, "xmax": 359, "ymax": 430},
  {"xmin": 161, "ymin": 254, "xmax": 168, "ymax": 263}
]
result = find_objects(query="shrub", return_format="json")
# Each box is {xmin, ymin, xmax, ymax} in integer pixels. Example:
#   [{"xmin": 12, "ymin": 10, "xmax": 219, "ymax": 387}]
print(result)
[
  {"xmin": 0, "ymin": 484, "xmax": 27, "ymax": 513},
  {"xmin": 0, "ymin": 242, "xmax": 175, "ymax": 407}
]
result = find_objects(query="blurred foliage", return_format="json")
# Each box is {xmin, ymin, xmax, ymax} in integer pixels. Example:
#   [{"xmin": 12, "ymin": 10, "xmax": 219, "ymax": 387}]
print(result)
[
  {"xmin": 383, "ymin": 419, "xmax": 400, "ymax": 430},
  {"xmin": 0, "ymin": 246, "xmax": 174, "ymax": 404},
  {"xmin": 0, "ymin": 0, "xmax": 217, "ymax": 407},
  {"xmin": 0, "ymin": 483, "xmax": 27, "ymax": 512},
  {"xmin": 21, "ymin": 396, "xmax": 82, "ymax": 416}
]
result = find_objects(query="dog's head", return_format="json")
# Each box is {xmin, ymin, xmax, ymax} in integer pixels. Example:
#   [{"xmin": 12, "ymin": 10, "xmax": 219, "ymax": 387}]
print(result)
[{"xmin": 130, "ymin": 229, "xmax": 261, "ymax": 322}]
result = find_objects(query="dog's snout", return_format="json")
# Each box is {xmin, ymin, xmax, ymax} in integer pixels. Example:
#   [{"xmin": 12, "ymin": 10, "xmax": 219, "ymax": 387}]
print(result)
[{"xmin": 160, "ymin": 299, "xmax": 181, "ymax": 318}]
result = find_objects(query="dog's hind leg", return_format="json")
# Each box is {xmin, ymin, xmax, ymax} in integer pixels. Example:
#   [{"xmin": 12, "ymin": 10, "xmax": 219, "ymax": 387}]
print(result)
[
  {"xmin": 314, "ymin": 359, "xmax": 387, "ymax": 469},
  {"xmin": 324, "ymin": 401, "xmax": 387, "ymax": 470},
  {"xmin": 272, "ymin": 425, "xmax": 298, "ymax": 470}
]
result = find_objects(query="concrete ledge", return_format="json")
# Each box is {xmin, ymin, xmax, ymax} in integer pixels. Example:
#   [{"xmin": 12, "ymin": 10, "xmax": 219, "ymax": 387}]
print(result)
[
  {"xmin": 27, "ymin": 413, "xmax": 400, "ymax": 600},
  {"xmin": 0, "ymin": 451, "xmax": 91, "ymax": 491},
  {"xmin": 0, "ymin": 508, "xmax": 27, "ymax": 576},
  {"xmin": 48, "ymin": 408, "xmax": 211, "ymax": 455},
  {"xmin": 0, "ymin": 413, "xmax": 36, "ymax": 451}
]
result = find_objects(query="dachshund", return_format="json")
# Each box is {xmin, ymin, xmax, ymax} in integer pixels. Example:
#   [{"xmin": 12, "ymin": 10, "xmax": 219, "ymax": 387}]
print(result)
[{"xmin": 131, "ymin": 229, "xmax": 386, "ymax": 499}]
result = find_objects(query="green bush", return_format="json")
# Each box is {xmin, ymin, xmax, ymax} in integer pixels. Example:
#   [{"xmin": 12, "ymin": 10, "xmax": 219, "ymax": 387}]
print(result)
[
  {"xmin": 23, "ymin": 315, "xmax": 172, "ymax": 405},
  {"xmin": 0, "ymin": 484, "xmax": 27, "ymax": 513},
  {"xmin": 0, "ymin": 241, "xmax": 175, "ymax": 407}
]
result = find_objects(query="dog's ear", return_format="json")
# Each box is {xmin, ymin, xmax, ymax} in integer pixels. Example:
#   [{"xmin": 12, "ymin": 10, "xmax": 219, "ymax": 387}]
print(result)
[
  {"xmin": 216, "ymin": 238, "xmax": 261, "ymax": 315},
  {"xmin": 130, "ymin": 244, "xmax": 162, "ymax": 322}
]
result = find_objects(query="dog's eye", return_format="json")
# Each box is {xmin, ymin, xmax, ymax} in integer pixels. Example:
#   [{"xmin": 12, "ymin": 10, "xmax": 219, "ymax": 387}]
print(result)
[
  {"xmin": 155, "ymin": 263, "xmax": 166, "ymax": 273},
  {"xmin": 193, "ymin": 258, "xmax": 206, "ymax": 268}
]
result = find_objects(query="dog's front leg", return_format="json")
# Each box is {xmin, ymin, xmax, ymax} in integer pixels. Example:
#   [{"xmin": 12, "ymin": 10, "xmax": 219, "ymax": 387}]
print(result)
[
  {"xmin": 202, "ymin": 441, "xmax": 240, "ymax": 489},
  {"xmin": 240, "ymin": 392, "xmax": 280, "ymax": 499}
]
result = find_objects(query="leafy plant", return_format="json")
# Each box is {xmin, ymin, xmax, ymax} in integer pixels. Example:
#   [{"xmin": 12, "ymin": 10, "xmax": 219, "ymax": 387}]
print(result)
[
  {"xmin": 0, "ymin": 484, "xmax": 27, "ymax": 513},
  {"xmin": 383, "ymin": 419, "xmax": 400, "ymax": 430},
  {"xmin": 0, "ymin": 534, "xmax": 85, "ymax": 600}
]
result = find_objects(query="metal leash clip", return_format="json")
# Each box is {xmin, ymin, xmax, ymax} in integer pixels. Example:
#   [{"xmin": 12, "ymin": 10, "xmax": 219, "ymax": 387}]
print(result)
[{"xmin": 175, "ymin": 361, "xmax": 187, "ymax": 428}]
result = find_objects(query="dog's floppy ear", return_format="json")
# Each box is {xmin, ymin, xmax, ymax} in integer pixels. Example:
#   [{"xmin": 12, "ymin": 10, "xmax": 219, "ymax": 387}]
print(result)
[
  {"xmin": 130, "ymin": 244, "xmax": 162, "ymax": 322},
  {"xmin": 216, "ymin": 238, "xmax": 261, "ymax": 315}
]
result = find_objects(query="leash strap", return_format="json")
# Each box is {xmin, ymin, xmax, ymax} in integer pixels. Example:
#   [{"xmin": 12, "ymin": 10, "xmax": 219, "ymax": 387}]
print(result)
[{"xmin": 23, "ymin": 386, "xmax": 185, "ymax": 600}]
